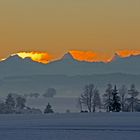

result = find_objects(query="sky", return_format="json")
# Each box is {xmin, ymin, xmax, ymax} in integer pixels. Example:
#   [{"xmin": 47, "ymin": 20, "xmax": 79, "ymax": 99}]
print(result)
[{"xmin": 0, "ymin": 0, "xmax": 140, "ymax": 62}]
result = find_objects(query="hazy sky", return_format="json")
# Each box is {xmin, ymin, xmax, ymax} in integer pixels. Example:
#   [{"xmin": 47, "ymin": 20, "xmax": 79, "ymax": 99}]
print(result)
[{"xmin": 0, "ymin": 0, "xmax": 140, "ymax": 59}]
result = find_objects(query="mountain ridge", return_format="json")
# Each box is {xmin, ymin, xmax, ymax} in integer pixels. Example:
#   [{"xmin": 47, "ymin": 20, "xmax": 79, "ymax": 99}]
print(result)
[
  {"xmin": 1, "ymin": 52, "xmax": 140, "ymax": 64},
  {"xmin": 0, "ymin": 53, "xmax": 140, "ymax": 77}
]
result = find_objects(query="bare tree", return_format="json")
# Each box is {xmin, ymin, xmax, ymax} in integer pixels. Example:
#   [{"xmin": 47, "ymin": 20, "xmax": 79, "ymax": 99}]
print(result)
[
  {"xmin": 127, "ymin": 84, "xmax": 139, "ymax": 112},
  {"xmin": 119, "ymin": 85, "xmax": 128, "ymax": 112},
  {"xmin": 80, "ymin": 84, "xmax": 100, "ymax": 112},
  {"xmin": 92, "ymin": 89, "xmax": 101, "ymax": 112}
]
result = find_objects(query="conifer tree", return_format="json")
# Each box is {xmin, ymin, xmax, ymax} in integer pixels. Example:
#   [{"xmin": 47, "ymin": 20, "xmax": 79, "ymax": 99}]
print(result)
[
  {"xmin": 111, "ymin": 85, "xmax": 121, "ymax": 112},
  {"xmin": 103, "ymin": 84, "xmax": 113, "ymax": 112},
  {"xmin": 5, "ymin": 94, "xmax": 16, "ymax": 113},
  {"xmin": 44, "ymin": 103, "xmax": 54, "ymax": 114}
]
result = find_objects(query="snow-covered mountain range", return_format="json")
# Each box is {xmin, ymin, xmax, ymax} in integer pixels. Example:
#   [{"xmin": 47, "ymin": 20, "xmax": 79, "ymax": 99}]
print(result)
[{"xmin": 0, "ymin": 52, "xmax": 140, "ymax": 77}]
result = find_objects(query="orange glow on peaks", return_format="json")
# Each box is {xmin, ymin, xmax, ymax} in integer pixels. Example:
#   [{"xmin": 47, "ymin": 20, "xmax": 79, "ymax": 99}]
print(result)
[
  {"xmin": 70, "ymin": 50, "xmax": 110, "ymax": 62},
  {"xmin": 117, "ymin": 50, "xmax": 140, "ymax": 58},
  {"xmin": 17, "ymin": 52, "xmax": 52, "ymax": 64},
  {"xmin": 1, "ymin": 50, "xmax": 139, "ymax": 64}
]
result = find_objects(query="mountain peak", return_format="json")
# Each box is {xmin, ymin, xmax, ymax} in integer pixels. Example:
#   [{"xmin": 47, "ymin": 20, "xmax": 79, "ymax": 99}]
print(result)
[
  {"xmin": 5, "ymin": 55, "xmax": 23, "ymax": 62},
  {"xmin": 61, "ymin": 52, "xmax": 75, "ymax": 61},
  {"xmin": 3, "ymin": 54, "xmax": 34, "ymax": 64},
  {"xmin": 111, "ymin": 53, "xmax": 121, "ymax": 62}
]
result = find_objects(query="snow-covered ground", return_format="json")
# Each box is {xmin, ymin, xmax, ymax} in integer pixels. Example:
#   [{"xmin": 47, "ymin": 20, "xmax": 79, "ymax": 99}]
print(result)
[
  {"xmin": 0, "ymin": 113, "xmax": 140, "ymax": 140},
  {"xmin": 26, "ymin": 97, "xmax": 79, "ymax": 113}
]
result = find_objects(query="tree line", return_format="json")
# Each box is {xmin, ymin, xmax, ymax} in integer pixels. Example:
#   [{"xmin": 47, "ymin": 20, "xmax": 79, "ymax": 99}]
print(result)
[
  {"xmin": 78, "ymin": 84, "xmax": 140, "ymax": 113},
  {"xmin": 0, "ymin": 84, "xmax": 140, "ymax": 114},
  {"xmin": 0, "ymin": 93, "xmax": 54, "ymax": 114}
]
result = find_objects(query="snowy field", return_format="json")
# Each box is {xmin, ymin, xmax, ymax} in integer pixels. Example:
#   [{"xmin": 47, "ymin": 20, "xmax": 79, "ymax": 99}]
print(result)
[
  {"xmin": 0, "ymin": 113, "xmax": 140, "ymax": 140},
  {"xmin": 26, "ymin": 97, "xmax": 79, "ymax": 113}
]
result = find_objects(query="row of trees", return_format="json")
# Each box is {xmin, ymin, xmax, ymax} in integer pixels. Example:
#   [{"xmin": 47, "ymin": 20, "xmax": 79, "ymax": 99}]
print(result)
[
  {"xmin": 0, "ymin": 94, "xmax": 54, "ymax": 114},
  {"xmin": 0, "ymin": 84, "xmax": 139, "ymax": 114},
  {"xmin": 78, "ymin": 84, "xmax": 140, "ymax": 112}
]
